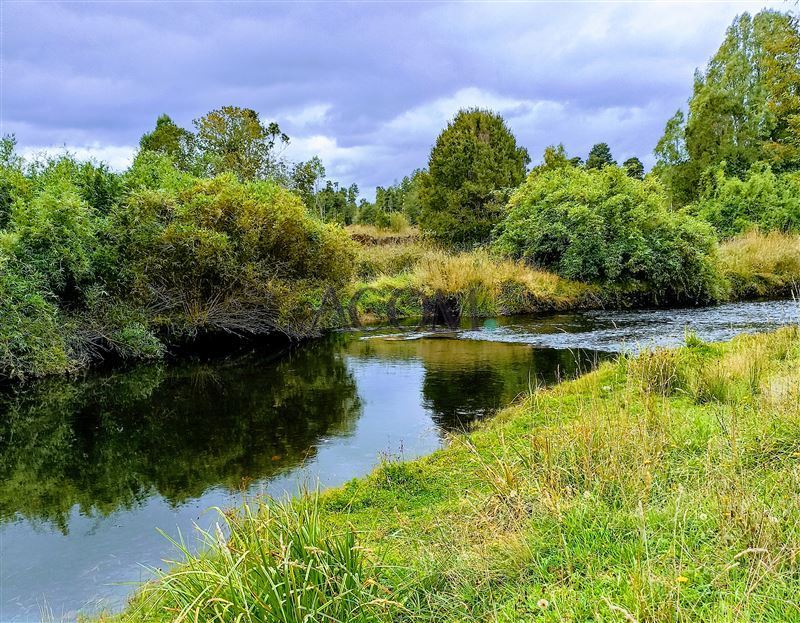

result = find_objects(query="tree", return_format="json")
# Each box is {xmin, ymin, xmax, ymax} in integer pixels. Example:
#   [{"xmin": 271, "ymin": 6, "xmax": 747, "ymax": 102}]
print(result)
[
  {"xmin": 655, "ymin": 10, "xmax": 800, "ymax": 203},
  {"xmin": 139, "ymin": 114, "xmax": 195, "ymax": 171},
  {"xmin": 531, "ymin": 145, "xmax": 576, "ymax": 174},
  {"xmin": 193, "ymin": 106, "xmax": 289, "ymax": 181},
  {"xmin": 0, "ymin": 135, "xmax": 29, "ymax": 228},
  {"xmin": 623, "ymin": 157, "xmax": 645, "ymax": 180},
  {"xmin": 290, "ymin": 156, "xmax": 326, "ymax": 213},
  {"xmin": 418, "ymin": 108, "xmax": 529, "ymax": 245},
  {"xmin": 586, "ymin": 143, "xmax": 616, "ymax": 169}
]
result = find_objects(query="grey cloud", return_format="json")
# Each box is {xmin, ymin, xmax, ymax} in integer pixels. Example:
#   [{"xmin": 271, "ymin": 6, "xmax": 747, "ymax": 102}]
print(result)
[{"xmin": 5, "ymin": 0, "xmax": 780, "ymax": 196}]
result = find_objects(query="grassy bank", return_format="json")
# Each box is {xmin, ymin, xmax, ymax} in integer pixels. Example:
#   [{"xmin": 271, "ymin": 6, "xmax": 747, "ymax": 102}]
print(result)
[
  {"xmin": 347, "ymin": 229, "xmax": 800, "ymax": 325},
  {"xmin": 108, "ymin": 326, "xmax": 800, "ymax": 622}
]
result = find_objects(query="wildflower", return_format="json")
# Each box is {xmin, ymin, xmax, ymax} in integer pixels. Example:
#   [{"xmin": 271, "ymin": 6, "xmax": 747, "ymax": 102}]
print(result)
[
  {"xmin": 676, "ymin": 575, "xmax": 689, "ymax": 584},
  {"xmin": 537, "ymin": 599, "xmax": 549, "ymax": 609}
]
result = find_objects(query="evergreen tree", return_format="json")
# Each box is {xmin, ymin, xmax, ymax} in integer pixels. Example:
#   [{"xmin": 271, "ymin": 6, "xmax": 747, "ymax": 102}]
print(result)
[
  {"xmin": 418, "ymin": 109, "xmax": 529, "ymax": 246},
  {"xmin": 623, "ymin": 157, "xmax": 645, "ymax": 180},
  {"xmin": 586, "ymin": 143, "xmax": 616, "ymax": 169}
]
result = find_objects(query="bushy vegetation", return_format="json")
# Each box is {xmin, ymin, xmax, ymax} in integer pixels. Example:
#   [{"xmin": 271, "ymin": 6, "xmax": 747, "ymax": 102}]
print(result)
[
  {"xmin": 108, "ymin": 328, "xmax": 800, "ymax": 622},
  {"xmin": 494, "ymin": 163, "xmax": 725, "ymax": 304},
  {"xmin": 418, "ymin": 109, "xmax": 529, "ymax": 246},
  {"xmin": 689, "ymin": 163, "xmax": 800, "ymax": 237},
  {"xmin": 0, "ymin": 134, "xmax": 356, "ymax": 381}
]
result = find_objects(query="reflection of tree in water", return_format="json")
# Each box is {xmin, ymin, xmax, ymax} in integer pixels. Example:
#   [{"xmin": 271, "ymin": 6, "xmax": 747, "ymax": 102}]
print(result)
[
  {"xmin": 346, "ymin": 335, "xmax": 606, "ymax": 433},
  {"xmin": 0, "ymin": 336, "xmax": 360, "ymax": 532},
  {"xmin": 422, "ymin": 346, "xmax": 605, "ymax": 431}
]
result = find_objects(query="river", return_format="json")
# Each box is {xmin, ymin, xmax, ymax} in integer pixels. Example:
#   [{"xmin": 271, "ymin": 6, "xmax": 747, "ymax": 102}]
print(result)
[{"xmin": 0, "ymin": 299, "xmax": 797, "ymax": 621}]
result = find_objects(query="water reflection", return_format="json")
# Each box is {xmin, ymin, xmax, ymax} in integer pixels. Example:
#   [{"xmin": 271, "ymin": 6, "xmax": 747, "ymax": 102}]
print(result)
[
  {"xmin": 2, "ymin": 300, "xmax": 794, "ymax": 620},
  {"xmin": 0, "ymin": 337, "xmax": 360, "ymax": 531}
]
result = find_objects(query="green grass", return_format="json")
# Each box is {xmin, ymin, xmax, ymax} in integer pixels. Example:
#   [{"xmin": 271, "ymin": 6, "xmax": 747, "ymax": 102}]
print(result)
[{"xmin": 104, "ymin": 327, "xmax": 800, "ymax": 622}]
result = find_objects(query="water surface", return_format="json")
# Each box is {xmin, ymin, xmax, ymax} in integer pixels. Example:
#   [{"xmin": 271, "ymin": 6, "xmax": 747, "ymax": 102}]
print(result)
[{"xmin": 0, "ymin": 299, "xmax": 796, "ymax": 621}]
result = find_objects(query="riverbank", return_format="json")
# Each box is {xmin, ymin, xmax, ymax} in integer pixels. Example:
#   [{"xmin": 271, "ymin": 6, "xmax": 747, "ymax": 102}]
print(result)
[
  {"xmin": 348, "ymin": 229, "xmax": 800, "ymax": 324},
  {"xmin": 107, "ymin": 325, "xmax": 800, "ymax": 622}
]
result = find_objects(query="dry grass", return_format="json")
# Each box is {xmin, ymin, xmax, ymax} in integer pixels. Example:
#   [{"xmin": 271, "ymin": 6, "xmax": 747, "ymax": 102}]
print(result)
[
  {"xmin": 720, "ymin": 231, "xmax": 800, "ymax": 299},
  {"xmin": 346, "ymin": 223, "xmax": 419, "ymax": 244}
]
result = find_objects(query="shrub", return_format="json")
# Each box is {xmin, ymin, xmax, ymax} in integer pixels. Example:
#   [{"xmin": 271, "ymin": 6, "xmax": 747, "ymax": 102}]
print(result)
[
  {"xmin": 494, "ymin": 164, "xmax": 726, "ymax": 304},
  {"xmin": 388, "ymin": 211, "xmax": 409, "ymax": 233},
  {"xmin": 104, "ymin": 174, "xmax": 356, "ymax": 337},
  {"xmin": 0, "ymin": 251, "xmax": 72, "ymax": 380},
  {"xmin": 8, "ymin": 177, "xmax": 98, "ymax": 302},
  {"xmin": 689, "ymin": 163, "xmax": 800, "ymax": 237}
]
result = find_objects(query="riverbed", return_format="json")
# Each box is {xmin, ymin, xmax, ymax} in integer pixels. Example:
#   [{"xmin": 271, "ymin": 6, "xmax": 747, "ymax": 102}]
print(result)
[{"xmin": 0, "ymin": 299, "xmax": 797, "ymax": 621}]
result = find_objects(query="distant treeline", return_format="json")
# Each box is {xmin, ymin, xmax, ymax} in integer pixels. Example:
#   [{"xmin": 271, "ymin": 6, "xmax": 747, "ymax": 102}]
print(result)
[{"xmin": 1, "ymin": 8, "xmax": 799, "ymax": 381}]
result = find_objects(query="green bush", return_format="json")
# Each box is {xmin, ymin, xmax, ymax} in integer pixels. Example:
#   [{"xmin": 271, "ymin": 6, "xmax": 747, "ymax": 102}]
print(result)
[
  {"xmin": 104, "ymin": 173, "xmax": 356, "ymax": 337},
  {"xmin": 0, "ymin": 251, "xmax": 72, "ymax": 380},
  {"xmin": 689, "ymin": 163, "xmax": 800, "ymax": 237},
  {"xmin": 419, "ymin": 109, "xmax": 529, "ymax": 246},
  {"xmin": 8, "ymin": 178, "xmax": 98, "ymax": 302},
  {"xmin": 494, "ymin": 164, "xmax": 725, "ymax": 304}
]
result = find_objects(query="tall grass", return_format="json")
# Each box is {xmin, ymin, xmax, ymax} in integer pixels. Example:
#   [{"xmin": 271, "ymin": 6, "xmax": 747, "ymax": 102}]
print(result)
[
  {"xmin": 119, "ymin": 497, "xmax": 398, "ymax": 623},
  {"xmin": 720, "ymin": 230, "xmax": 800, "ymax": 299}
]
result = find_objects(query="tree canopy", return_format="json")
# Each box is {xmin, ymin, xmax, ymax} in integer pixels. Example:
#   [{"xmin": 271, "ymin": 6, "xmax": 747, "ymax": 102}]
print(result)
[
  {"xmin": 418, "ymin": 108, "xmax": 529, "ymax": 246},
  {"xmin": 655, "ymin": 10, "xmax": 800, "ymax": 204}
]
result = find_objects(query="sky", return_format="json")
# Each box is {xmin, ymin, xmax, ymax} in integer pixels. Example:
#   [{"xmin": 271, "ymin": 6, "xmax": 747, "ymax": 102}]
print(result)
[{"xmin": 2, "ymin": 0, "xmax": 789, "ymax": 198}]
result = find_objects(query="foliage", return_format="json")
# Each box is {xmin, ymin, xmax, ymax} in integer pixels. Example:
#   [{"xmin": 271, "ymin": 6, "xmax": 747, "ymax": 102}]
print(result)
[
  {"xmin": 622, "ymin": 156, "xmax": 644, "ymax": 179},
  {"xmin": 138, "ymin": 114, "xmax": 195, "ymax": 172},
  {"xmin": 104, "ymin": 173, "xmax": 356, "ymax": 337},
  {"xmin": 193, "ymin": 106, "xmax": 290, "ymax": 181},
  {"xmin": 494, "ymin": 163, "xmax": 725, "ymax": 303},
  {"xmin": 655, "ymin": 10, "xmax": 800, "ymax": 204},
  {"xmin": 585, "ymin": 142, "xmax": 616, "ymax": 169},
  {"xmin": 689, "ymin": 162, "xmax": 800, "ymax": 237},
  {"xmin": 8, "ymin": 176, "xmax": 98, "ymax": 301},
  {"xmin": 0, "ymin": 136, "xmax": 357, "ymax": 380},
  {"xmin": 418, "ymin": 109, "xmax": 529, "ymax": 246},
  {"xmin": 0, "ymin": 251, "xmax": 72, "ymax": 380},
  {"xmin": 0, "ymin": 136, "xmax": 30, "ymax": 228},
  {"xmin": 137, "ymin": 107, "xmax": 290, "ymax": 182}
]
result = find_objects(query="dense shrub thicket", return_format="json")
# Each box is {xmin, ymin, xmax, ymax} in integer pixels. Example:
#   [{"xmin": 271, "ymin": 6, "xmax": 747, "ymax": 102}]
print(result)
[
  {"xmin": 0, "ymin": 142, "xmax": 356, "ymax": 381},
  {"xmin": 494, "ymin": 164, "xmax": 725, "ymax": 303}
]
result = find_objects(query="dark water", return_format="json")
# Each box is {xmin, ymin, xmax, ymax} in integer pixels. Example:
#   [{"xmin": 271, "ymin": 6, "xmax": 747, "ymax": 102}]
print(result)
[{"xmin": 0, "ymin": 300, "xmax": 797, "ymax": 621}]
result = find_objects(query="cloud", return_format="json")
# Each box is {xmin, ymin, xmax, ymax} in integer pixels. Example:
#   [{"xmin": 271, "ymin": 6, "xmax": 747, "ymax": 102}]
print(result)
[
  {"xmin": 18, "ymin": 143, "xmax": 137, "ymax": 171},
  {"xmin": 4, "ymin": 0, "xmax": 784, "ymax": 197},
  {"xmin": 281, "ymin": 104, "xmax": 333, "ymax": 129}
]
